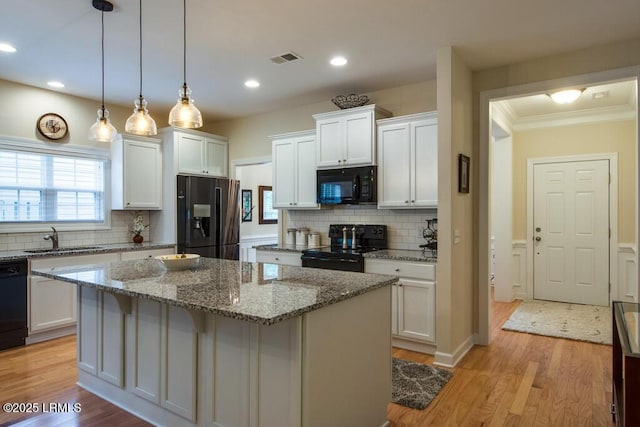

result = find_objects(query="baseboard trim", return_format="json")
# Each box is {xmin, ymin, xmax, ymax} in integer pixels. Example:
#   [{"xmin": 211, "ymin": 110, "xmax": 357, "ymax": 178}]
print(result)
[
  {"xmin": 26, "ymin": 325, "xmax": 76, "ymax": 345},
  {"xmin": 434, "ymin": 334, "xmax": 474, "ymax": 368},
  {"xmin": 392, "ymin": 337, "xmax": 436, "ymax": 355}
]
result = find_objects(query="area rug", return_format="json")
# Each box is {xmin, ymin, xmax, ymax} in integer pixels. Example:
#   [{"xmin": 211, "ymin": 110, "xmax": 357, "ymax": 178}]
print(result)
[
  {"xmin": 502, "ymin": 299, "xmax": 612, "ymax": 345},
  {"xmin": 391, "ymin": 358, "xmax": 453, "ymax": 410}
]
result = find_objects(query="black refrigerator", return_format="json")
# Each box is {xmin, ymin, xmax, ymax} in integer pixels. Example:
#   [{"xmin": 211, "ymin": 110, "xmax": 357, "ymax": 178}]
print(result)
[{"xmin": 176, "ymin": 175, "xmax": 241, "ymax": 260}]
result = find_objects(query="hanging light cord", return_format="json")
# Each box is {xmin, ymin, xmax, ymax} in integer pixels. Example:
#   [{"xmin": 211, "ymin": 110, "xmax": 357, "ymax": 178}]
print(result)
[
  {"xmin": 182, "ymin": 0, "xmax": 187, "ymax": 88},
  {"xmin": 138, "ymin": 0, "xmax": 143, "ymax": 99},
  {"xmin": 100, "ymin": 9, "xmax": 106, "ymax": 112}
]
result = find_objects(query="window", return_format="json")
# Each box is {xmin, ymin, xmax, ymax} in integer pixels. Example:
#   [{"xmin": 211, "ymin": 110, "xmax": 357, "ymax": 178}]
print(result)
[
  {"xmin": 0, "ymin": 150, "xmax": 106, "ymax": 224},
  {"xmin": 258, "ymin": 185, "xmax": 277, "ymax": 224}
]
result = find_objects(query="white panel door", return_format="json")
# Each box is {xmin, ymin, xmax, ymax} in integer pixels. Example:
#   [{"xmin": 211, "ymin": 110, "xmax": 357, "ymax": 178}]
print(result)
[
  {"xmin": 295, "ymin": 135, "xmax": 319, "ymax": 208},
  {"xmin": 378, "ymin": 123, "xmax": 411, "ymax": 207},
  {"xmin": 344, "ymin": 111, "xmax": 373, "ymax": 166},
  {"xmin": 205, "ymin": 138, "xmax": 228, "ymax": 177},
  {"xmin": 412, "ymin": 120, "xmax": 438, "ymax": 207},
  {"xmin": 533, "ymin": 160, "xmax": 609, "ymax": 306},
  {"xmin": 397, "ymin": 279, "xmax": 436, "ymax": 342},
  {"xmin": 316, "ymin": 119, "xmax": 342, "ymax": 168},
  {"xmin": 123, "ymin": 139, "xmax": 162, "ymax": 209},
  {"xmin": 177, "ymin": 134, "xmax": 204, "ymax": 174},
  {"xmin": 272, "ymin": 138, "xmax": 295, "ymax": 208}
]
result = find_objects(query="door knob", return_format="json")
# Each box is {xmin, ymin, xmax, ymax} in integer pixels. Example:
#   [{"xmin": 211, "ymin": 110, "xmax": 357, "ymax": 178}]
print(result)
[{"xmin": 535, "ymin": 236, "xmax": 541, "ymax": 241}]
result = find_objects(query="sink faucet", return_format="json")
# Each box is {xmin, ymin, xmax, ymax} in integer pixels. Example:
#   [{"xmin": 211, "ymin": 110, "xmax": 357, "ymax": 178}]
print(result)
[{"xmin": 43, "ymin": 226, "xmax": 59, "ymax": 250}]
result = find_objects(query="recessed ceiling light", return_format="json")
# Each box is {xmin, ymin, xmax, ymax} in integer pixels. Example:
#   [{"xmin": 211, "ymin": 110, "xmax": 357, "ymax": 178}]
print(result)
[
  {"xmin": 244, "ymin": 79, "xmax": 260, "ymax": 88},
  {"xmin": 330, "ymin": 56, "xmax": 348, "ymax": 67},
  {"xmin": 548, "ymin": 89, "xmax": 583, "ymax": 104},
  {"xmin": 47, "ymin": 81, "xmax": 65, "ymax": 88},
  {"xmin": 0, "ymin": 43, "xmax": 16, "ymax": 53}
]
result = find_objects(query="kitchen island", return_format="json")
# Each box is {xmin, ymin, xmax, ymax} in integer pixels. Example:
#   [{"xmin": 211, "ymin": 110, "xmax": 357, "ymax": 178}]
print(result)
[{"xmin": 32, "ymin": 258, "xmax": 396, "ymax": 427}]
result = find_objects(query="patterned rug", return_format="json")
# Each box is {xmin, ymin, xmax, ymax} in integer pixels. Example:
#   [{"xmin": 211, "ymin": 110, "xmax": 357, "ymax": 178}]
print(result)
[
  {"xmin": 502, "ymin": 299, "xmax": 612, "ymax": 345},
  {"xmin": 391, "ymin": 358, "xmax": 453, "ymax": 410}
]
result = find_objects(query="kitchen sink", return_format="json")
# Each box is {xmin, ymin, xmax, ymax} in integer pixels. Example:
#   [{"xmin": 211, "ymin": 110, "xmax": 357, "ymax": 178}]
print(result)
[{"xmin": 24, "ymin": 246, "xmax": 102, "ymax": 254}]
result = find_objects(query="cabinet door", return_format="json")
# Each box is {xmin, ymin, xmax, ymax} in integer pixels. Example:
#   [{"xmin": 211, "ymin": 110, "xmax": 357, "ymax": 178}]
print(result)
[
  {"xmin": 294, "ymin": 135, "xmax": 319, "ymax": 208},
  {"xmin": 177, "ymin": 133, "xmax": 205, "ymax": 175},
  {"xmin": 272, "ymin": 139, "xmax": 296, "ymax": 208},
  {"xmin": 412, "ymin": 120, "xmax": 438, "ymax": 207},
  {"xmin": 344, "ymin": 111, "xmax": 374, "ymax": 166},
  {"xmin": 316, "ymin": 118, "xmax": 343, "ymax": 168},
  {"xmin": 30, "ymin": 276, "xmax": 76, "ymax": 332},
  {"xmin": 377, "ymin": 123, "xmax": 412, "ymax": 208},
  {"xmin": 124, "ymin": 139, "xmax": 162, "ymax": 209},
  {"xmin": 391, "ymin": 283, "xmax": 398, "ymax": 335},
  {"xmin": 397, "ymin": 279, "xmax": 435, "ymax": 343},
  {"xmin": 205, "ymin": 138, "xmax": 228, "ymax": 177}
]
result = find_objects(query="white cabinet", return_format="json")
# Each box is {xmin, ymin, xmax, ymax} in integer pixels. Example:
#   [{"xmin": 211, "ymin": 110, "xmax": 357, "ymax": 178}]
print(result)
[
  {"xmin": 111, "ymin": 134, "xmax": 163, "ymax": 210},
  {"xmin": 161, "ymin": 127, "xmax": 229, "ymax": 178},
  {"xmin": 29, "ymin": 253, "xmax": 119, "ymax": 335},
  {"xmin": 271, "ymin": 130, "xmax": 319, "ymax": 209},
  {"xmin": 256, "ymin": 249, "xmax": 302, "ymax": 266},
  {"xmin": 313, "ymin": 104, "xmax": 392, "ymax": 168},
  {"xmin": 377, "ymin": 112, "xmax": 437, "ymax": 208},
  {"xmin": 364, "ymin": 258, "xmax": 436, "ymax": 351}
]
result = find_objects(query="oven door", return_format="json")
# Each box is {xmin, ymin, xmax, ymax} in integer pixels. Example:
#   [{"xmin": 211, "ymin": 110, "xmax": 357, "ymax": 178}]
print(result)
[{"xmin": 301, "ymin": 254, "xmax": 363, "ymax": 272}]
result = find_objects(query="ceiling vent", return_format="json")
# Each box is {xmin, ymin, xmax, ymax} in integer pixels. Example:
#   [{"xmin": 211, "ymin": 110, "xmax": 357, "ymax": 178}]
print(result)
[{"xmin": 270, "ymin": 51, "xmax": 302, "ymax": 64}]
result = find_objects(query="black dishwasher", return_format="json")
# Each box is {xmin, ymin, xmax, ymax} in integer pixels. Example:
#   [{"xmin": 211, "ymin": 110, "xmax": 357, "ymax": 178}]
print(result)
[{"xmin": 0, "ymin": 259, "xmax": 28, "ymax": 351}]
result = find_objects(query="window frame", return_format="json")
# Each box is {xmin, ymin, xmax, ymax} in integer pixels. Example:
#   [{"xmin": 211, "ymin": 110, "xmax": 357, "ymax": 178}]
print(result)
[{"xmin": 0, "ymin": 136, "xmax": 111, "ymax": 233}]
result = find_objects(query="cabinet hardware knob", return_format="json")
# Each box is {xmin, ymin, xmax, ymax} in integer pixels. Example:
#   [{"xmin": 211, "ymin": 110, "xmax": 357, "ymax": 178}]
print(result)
[
  {"xmin": 126, "ymin": 202, "xmax": 130, "ymax": 206},
  {"xmin": 535, "ymin": 236, "xmax": 541, "ymax": 242},
  {"xmin": 411, "ymin": 200, "xmax": 415, "ymax": 203},
  {"xmin": 398, "ymin": 284, "xmax": 403, "ymax": 287},
  {"xmin": 275, "ymin": 257, "xmax": 280, "ymax": 261},
  {"xmin": 343, "ymin": 159, "xmax": 347, "ymax": 162},
  {"xmin": 338, "ymin": 159, "xmax": 342, "ymax": 163},
  {"xmin": 395, "ymin": 268, "xmax": 400, "ymax": 272},
  {"xmin": 405, "ymin": 200, "xmax": 409, "ymax": 203}
]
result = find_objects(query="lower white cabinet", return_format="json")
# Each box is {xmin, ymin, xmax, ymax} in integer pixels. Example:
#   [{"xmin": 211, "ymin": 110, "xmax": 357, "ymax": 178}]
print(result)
[
  {"xmin": 255, "ymin": 249, "xmax": 302, "ymax": 266},
  {"xmin": 365, "ymin": 258, "xmax": 436, "ymax": 352},
  {"xmin": 29, "ymin": 253, "xmax": 119, "ymax": 335}
]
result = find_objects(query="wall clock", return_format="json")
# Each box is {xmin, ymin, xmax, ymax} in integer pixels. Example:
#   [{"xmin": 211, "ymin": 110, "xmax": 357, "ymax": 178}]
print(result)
[{"xmin": 37, "ymin": 113, "xmax": 69, "ymax": 141}]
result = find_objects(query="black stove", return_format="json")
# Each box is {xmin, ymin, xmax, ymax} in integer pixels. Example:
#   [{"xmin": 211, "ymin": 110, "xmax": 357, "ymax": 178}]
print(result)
[{"xmin": 301, "ymin": 224, "xmax": 387, "ymax": 272}]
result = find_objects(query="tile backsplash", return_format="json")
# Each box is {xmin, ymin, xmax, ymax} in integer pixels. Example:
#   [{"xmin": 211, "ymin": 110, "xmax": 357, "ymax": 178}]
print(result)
[
  {"xmin": 0, "ymin": 211, "xmax": 150, "ymax": 252},
  {"xmin": 286, "ymin": 206, "xmax": 436, "ymax": 250}
]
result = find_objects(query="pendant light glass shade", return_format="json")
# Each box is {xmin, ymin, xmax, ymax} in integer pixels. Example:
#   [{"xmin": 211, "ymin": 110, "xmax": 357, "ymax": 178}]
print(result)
[
  {"xmin": 89, "ymin": 0, "xmax": 117, "ymax": 143},
  {"xmin": 125, "ymin": 0, "xmax": 157, "ymax": 136},
  {"xmin": 89, "ymin": 107, "xmax": 118, "ymax": 142},
  {"xmin": 168, "ymin": 0, "xmax": 203, "ymax": 129},
  {"xmin": 169, "ymin": 84, "xmax": 203, "ymax": 128}
]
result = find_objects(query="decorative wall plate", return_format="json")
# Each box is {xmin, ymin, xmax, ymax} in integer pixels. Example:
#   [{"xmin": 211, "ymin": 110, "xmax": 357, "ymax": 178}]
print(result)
[{"xmin": 37, "ymin": 113, "xmax": 68, "ymax": 140}]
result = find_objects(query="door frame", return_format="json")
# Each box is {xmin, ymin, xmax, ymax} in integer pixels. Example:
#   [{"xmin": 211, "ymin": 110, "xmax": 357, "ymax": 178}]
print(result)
[
  {"xmin": 526, "ymin": 153, "xmax": 618, "ymax": 304},
  {"xmin": 477, "ymin": 65, "xmax": 640, "ymax": 346}
]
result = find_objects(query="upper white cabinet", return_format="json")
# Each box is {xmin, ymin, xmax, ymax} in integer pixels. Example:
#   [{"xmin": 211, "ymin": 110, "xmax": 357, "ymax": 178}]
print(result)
[
  {"xmin": 111, "ymin": 134, "xmax": 163, "ymax": 210},
  {"xmin": 271, "ymin": 130, "xmax": 319, "ymax": 209},
  {"xmin": 313, "ymin": 104, "xmax": 392, "ymax": 168},
  {"xmin": 161, "ymin": 127, "xmax": 228, "ymax": 178},
  {"xmin": 377, "ymin": 112, "xmax": 437, "ymax": 208}
]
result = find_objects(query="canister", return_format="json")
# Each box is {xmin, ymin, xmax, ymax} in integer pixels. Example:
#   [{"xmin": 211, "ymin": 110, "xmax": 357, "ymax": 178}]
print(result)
[
  {"xmin": 286, "ymin": 228, "xmax": 297, "ymax": 247},
  {"xmin": 308, "ymin": 232, "xmax": 321, "ymax": 248},
  {"xmin": 296, "ymin": 228, "xmax": 309, "ymax": 248}
]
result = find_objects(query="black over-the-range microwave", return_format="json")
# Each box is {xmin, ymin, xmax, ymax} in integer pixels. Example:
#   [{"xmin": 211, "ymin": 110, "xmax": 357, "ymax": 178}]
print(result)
[{"xmin": 316, "ymin": 166, "xmax": 377, "ymax": 205}]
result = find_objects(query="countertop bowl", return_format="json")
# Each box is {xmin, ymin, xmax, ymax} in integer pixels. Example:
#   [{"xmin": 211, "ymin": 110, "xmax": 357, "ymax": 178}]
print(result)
[{"xmin": 155, "ymin": 254, "xmax": 200, "ymax": 271}]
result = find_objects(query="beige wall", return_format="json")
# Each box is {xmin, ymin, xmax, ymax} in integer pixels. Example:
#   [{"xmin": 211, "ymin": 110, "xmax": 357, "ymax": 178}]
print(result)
[
  {"xmin": 208, "ymin": 80, "xmax": 438, "ymax": 163},
  {"xmin": 236, "ymin": 162, "xmax": 277, "ymax": 238},
  {"xmin": 512, "ymin": 120, "xmax": 637, "ymax": 243}
]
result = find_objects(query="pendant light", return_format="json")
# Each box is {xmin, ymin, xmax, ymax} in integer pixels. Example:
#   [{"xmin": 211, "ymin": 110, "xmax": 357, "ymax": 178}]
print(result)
[
  {"xmin": 125, "ymin": 0, "xmax": 157, "ymax": 135},
  {"xmin": 88, "ymin": 0, "xmax": 117, "ymax": 143},
  {"xmin": 168, "ymin": 0, "xmax": 203, "ymax": 129}
]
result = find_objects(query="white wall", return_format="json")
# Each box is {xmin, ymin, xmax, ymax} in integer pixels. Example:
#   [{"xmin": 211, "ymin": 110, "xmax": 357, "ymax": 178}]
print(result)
[{"xmin": 236, "ymin": 163, "xmax": 277, "ymax": 239}]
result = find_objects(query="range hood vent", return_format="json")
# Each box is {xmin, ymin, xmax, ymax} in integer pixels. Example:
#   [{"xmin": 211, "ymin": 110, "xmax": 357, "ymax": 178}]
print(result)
[{"xmin": 270, "ymin": 51, "xmax": 302, "ymax": 64}]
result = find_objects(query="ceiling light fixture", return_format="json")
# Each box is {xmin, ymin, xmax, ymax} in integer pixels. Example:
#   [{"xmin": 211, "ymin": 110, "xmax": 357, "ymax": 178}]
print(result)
[
  {"xmin": 244, "ymin": 79, "xmax": 260, "ymax": 88},
  {"xmin": 88, "ymin": 0, "xmax": 118, "ymax": 143},
  {"xmin": 125, "ymin": 0, "xmax": 157, "ymax": 136},
  {"xmin": 47, "ymin": 81, "xmax": 65, "ymax": 89},
  {"xmin": 0, "ymin": 43, "xmax": 16, "ymax": 53},
  {"xmin": 549, "ymin": 89, "xmax": 583, "ymax": 104},
  {"xmin": 330, "ymin": 56, "xmax": 348, "ymax": 67},
  {"xmin": 168, "ymin": 0, "xmax": 203, "ymax": 129}
]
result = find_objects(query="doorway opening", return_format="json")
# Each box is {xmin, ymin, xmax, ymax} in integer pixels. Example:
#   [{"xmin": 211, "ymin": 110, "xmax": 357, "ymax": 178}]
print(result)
[{"xmin": 479, "ymin": 68, "xmax": 639, "ymax": 345}]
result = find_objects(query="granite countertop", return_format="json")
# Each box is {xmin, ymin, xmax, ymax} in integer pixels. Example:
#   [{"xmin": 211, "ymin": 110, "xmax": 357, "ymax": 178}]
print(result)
[
  {"xmin": 363, "ymin": 249, "xmax": 437, "ymax": 263},
  {"xmin": 31, "ymin": 258, "xmax": 397, "ymax": 325},
  {"xmin": 254, "ymin": 243, "xmax": 328, "ymax": 253},
  {"xmin": 0, "ymin": 242, "xmax": 175, "ymax": 262}
]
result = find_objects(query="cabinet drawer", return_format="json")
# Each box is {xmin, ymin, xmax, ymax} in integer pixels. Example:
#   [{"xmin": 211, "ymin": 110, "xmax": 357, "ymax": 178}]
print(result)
[
  {"xmin": 120, "ymin": 248, "xmax": 175, "ymax": 261},
  {"xmin": 256, "ymin": 250, "xmax": 302, "ymax": 267},
  {"xmin": 365, "ymin": 258, "xmax": 435, "ymax": 280}
]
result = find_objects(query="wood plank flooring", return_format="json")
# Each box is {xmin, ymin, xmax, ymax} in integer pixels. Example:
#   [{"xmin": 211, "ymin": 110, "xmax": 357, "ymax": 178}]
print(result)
[{"xmin": 0, "ymin": 297, "xmax": 614, "ymax": 426}]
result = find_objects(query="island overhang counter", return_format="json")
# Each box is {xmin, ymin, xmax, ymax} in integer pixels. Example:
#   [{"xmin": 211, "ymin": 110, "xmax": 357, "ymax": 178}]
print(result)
[{"xmin": 32, "ymin": 257, "xmax": 397, "ymax": 427}]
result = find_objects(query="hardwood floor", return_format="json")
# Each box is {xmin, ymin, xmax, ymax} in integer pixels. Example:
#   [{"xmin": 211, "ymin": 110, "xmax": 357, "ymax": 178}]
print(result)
[{"xmin": 0, "ymin": 297, "xmax": 614, "ymax": 427}]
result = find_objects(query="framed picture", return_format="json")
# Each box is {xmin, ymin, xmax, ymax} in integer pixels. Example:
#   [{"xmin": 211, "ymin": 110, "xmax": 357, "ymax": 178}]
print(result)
[
  {"xmin": 258, "ymin": 185, "xmax": 278, "ymax": 224},
  {"xmin": 242, "ymin": 190, "xmax": 253, "ymax": 222},
  {"xmin": 458, "ymin": 154, "xmax": 470, "ymax": 193}
]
